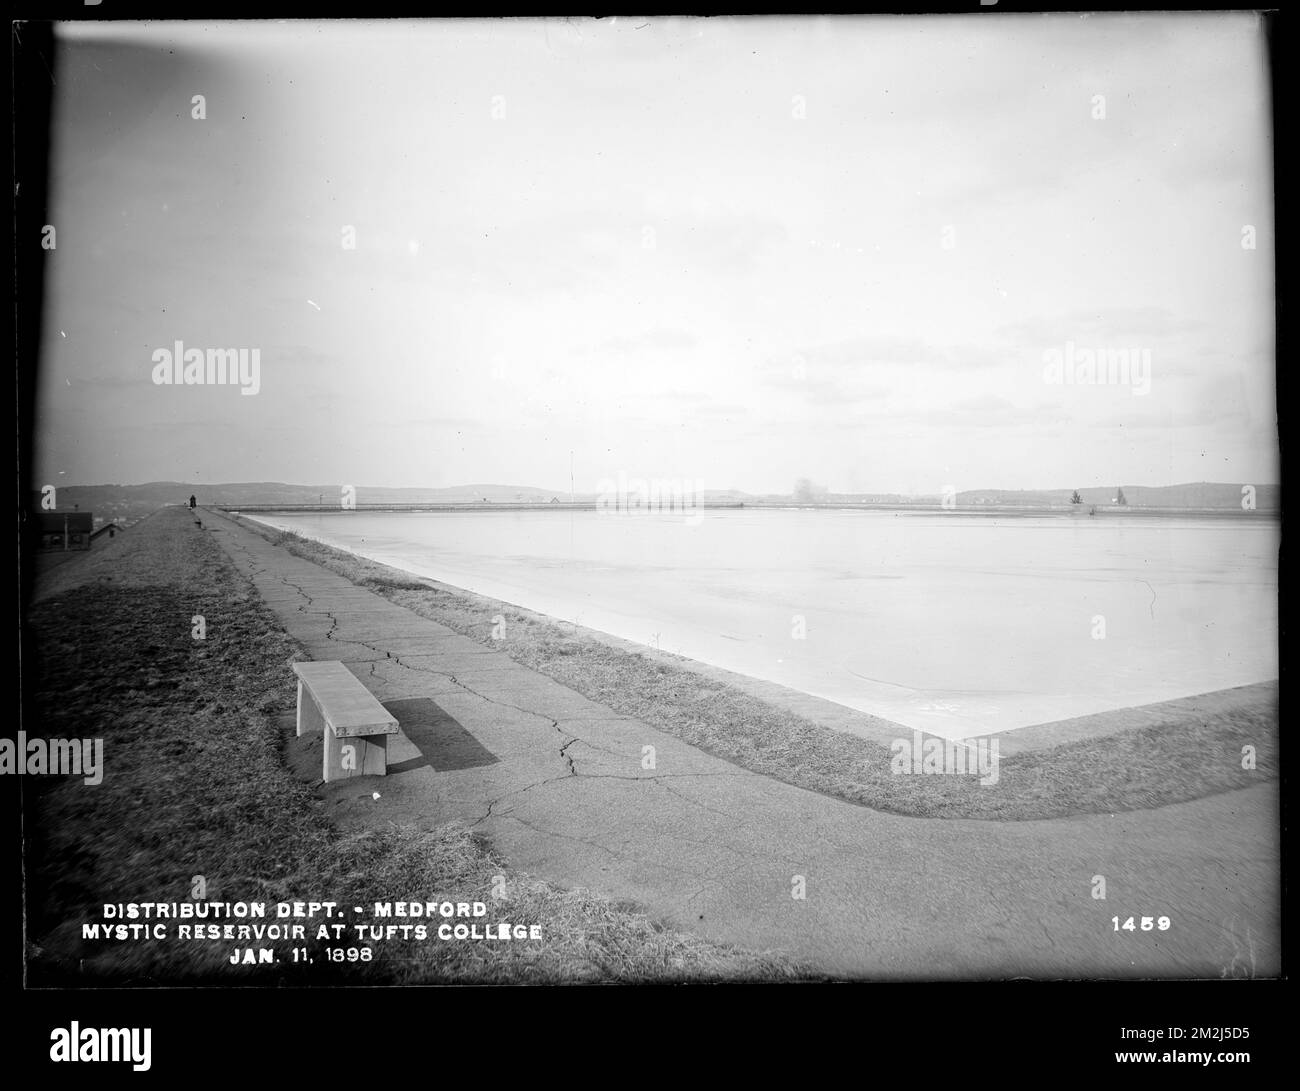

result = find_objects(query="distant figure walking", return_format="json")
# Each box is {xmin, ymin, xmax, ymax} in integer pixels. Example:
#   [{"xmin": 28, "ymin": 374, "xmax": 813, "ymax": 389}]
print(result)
[{"xmin": 189, "ymin": 494, "xmax": 196, "ymax": 510}]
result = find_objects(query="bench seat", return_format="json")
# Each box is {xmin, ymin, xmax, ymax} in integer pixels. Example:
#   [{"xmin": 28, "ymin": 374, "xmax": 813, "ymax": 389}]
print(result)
[{"xmin": 292, "ymin": 661, "xmax": 399, "ymax": 783}]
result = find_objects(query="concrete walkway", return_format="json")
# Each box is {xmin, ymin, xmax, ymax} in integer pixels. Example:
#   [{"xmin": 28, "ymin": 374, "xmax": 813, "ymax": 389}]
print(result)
[{"xmin": 206, "ymin": 508, "xmax": 1279, "ymax": 978}]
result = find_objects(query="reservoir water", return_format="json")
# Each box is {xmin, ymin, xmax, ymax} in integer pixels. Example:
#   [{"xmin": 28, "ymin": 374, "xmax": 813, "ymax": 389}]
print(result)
[{"xmin": 250, "ymin": 509, "xmax": 1279, "ymax": 739}]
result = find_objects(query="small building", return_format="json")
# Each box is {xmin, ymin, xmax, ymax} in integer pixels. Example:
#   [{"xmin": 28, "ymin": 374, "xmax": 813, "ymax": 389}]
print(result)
[
  {"xmin": 36, "ymin": 512, "xmax": 94, "ymax": 551},
  {"xmin": 90, "ymin": 522, "xmax": 123, "ymax": 542}
]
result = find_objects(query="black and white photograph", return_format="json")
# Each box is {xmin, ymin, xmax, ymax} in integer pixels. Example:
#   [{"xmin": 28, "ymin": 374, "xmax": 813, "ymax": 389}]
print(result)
[{"xmin": 10, "ymin": 6, "xmax": 1283, "ymax": 1072}]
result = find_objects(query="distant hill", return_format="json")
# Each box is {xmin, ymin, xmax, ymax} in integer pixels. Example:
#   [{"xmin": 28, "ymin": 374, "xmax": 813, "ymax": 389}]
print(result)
[
  {"xmin": 806, "ymin": 493, "xmax": 920, "ymax": 505},
  {"xmin": 29, "ymin": 479, "xmax": 1279, "ymax": 517},
  {"xmin": 955, "ymin": 483, "xmax": 1279, "ymax": 510},
  {"xmin": 31, "ymin": 481, "xmax": 571, "ymax": 516}
]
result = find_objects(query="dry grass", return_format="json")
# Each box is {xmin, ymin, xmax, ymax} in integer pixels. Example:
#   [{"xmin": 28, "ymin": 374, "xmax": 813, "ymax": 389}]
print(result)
[
  {"xmin": 24, "ymin": 512, "xmax": 807, "ymax": 985},
  {"xmin": 250, "ymin": 521, "xmax": 1279, "ymax": 821}
]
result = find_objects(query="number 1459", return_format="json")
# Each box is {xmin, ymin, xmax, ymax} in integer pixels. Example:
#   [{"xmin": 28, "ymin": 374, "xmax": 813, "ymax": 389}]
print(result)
[{"xmin": 1112, "ymin": 916, "xmax": 1171, "ymax": 931}]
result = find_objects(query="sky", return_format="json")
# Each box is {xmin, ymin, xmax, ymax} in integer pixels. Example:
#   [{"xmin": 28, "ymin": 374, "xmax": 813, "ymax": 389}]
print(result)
[{"xmin": 34, "ymin": 14, "xmax": 1277, "ymax": 496}]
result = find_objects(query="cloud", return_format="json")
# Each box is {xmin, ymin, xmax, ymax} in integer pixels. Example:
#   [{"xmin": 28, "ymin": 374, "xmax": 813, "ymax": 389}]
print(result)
[
  {"xmin": 655, "ymin": 212, "xmax": 790, "ymax": 274},
  {"xmin": 998, "ymin": 307, "xmax": 1206, "ymax": 348},
  {"xmin": 589, "ymin": 328, "xmax": 699, "ymax": 355},
  {"xmin": 864, "ymin": 398, "xmax": 1073, "ymax": 430},
  {"xmin": 758, "ymin": 335, "xmax": 1003, "ymax": 405},
  {"xmin": 764, "ymin": 369, "xmax": 891, "ymax": 407}
]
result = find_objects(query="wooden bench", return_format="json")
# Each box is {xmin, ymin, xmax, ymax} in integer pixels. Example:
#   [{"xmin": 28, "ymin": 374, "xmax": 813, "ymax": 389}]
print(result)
[{"xmin": 292, "ymin": 661, "xmax": 399, "ymax": 783}]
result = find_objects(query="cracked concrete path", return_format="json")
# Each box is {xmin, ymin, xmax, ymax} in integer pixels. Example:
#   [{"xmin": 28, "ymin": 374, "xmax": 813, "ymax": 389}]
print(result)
[{"xmin": 204, "ymin": 508, "xmax": 1279, "ymax": 978}]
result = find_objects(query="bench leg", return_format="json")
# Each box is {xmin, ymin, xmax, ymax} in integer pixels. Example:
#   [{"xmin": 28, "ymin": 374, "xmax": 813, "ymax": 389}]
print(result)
[
  {"xmin": 323, "ymin": 725, "xmax": 389, "ymax": 783},
  {"xmin": 297, "ymin": 680, "xmax": 326, "ymax": 738}
]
